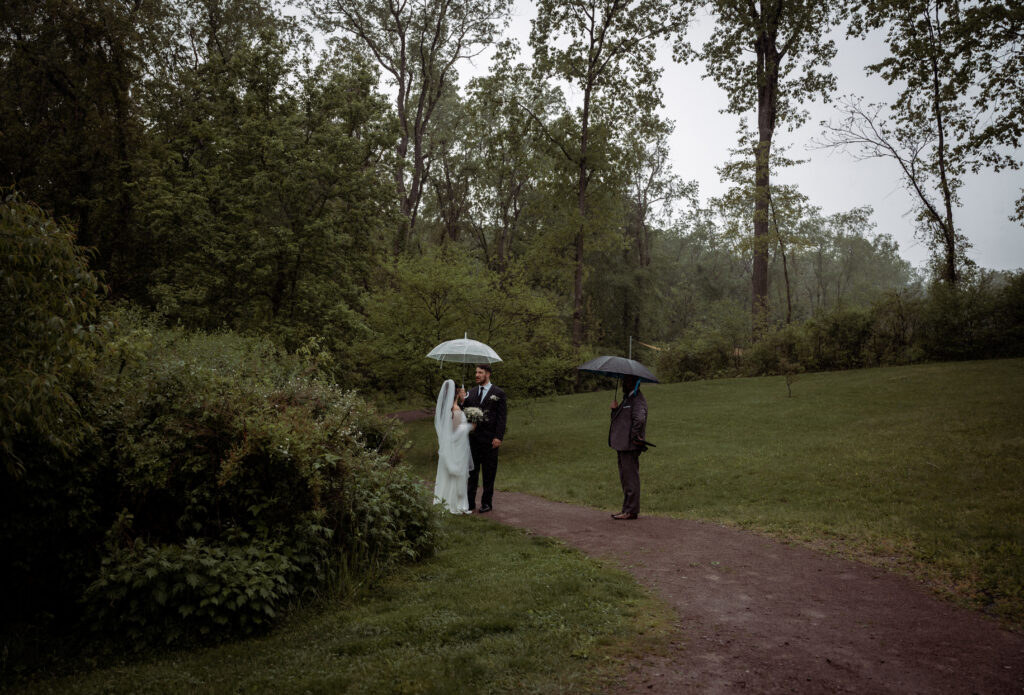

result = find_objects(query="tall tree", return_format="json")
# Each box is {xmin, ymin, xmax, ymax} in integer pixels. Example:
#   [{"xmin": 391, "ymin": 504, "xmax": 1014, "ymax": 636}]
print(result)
[
  {"xmin": 954, "ymin": 1, "xmax": 1024, "ymax": 222},
  {"xmin": 691, "ymin": 0, "xmax": 840, "ymax": 330},
  {"xmin": 307, "ymin": 0, "xmax": 512, "ymax": 253},
  {"xmin": 0, "ymin": 0, "xmax": 153, "ymax": 294},
  {"xmin": 818, "ymin": 95, "xmax": 972, "ymax": 285},
  {"xmin": 606, "ymin": 117, "xmax": 696, "ymax": 345},
  {"xmin": 422, "ymin": 85, "xmax": 476, "ymax": 246},
  {"xmin": 712, "ymin": 128, "xmax": 806, "ymax": 325},
  {"xmin": 824, "ymin": 0, "xmax": 979, "ymax": 285},
  {"xmin": 138, "ymin": 1, "xmax": 395, "ymax": 364},
  {"xmin": 530, "ymin": 0, "xmax": 691, "ymax": 349},
  {"xmin": 622, "ymin": 118, "xmax": 690, "ymax": 269},
  {"xmin": 460, "ymin": 42, "xmax": 559, "ymax": 269}
]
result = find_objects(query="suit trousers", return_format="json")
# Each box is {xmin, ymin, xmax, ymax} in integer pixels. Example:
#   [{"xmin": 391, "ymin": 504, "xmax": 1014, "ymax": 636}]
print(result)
[
  {"xmin": 616, "ymin": 450, "xmax": 641, "ymax": 515},
  {"xmin": 468, "ymin": 437, "xmax": 499, "ymax": 508}
]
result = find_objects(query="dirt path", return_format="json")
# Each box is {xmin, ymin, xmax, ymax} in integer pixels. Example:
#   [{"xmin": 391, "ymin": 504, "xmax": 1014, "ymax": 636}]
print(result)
[{"xmin": 484, "ymin": 491, "xmax": 1024, "ymax": 694}]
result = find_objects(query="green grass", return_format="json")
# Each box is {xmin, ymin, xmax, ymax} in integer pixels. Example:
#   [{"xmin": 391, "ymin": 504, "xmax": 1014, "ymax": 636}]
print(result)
[
  {"xmin": 6, "ymin": 519, "xmax": 669, "ymax": 695},
  {"xmin": 406, "ymin": 359, "xmax": 1024, "ymax": 626}
]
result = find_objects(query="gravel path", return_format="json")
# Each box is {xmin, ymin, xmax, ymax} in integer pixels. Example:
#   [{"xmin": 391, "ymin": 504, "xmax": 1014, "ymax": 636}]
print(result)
[{"xmin": 483, "ymin": 491, "xmax": 1024, "ymax": 694}]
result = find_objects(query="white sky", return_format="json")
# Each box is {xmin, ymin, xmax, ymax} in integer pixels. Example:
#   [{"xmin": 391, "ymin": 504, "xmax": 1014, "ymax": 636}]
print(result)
[{"xmin": 458, "ymin": 1, "xmax": 1024, "ymax": 272}]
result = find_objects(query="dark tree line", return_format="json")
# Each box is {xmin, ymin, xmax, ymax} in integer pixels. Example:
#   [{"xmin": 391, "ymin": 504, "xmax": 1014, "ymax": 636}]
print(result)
[{"xmin": 2, "ymin": 0, "xmax": 1022, "ymax": 396}]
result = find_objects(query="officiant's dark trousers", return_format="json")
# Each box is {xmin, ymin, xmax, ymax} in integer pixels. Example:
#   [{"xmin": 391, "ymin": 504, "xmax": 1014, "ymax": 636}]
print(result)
[
  {"xmin": 468, "ymin": 438, "xmax": 498, "ymax": 509},
  {"xmin": 617, "ymin": 450, "xmax": 641, "ymax": 515}
]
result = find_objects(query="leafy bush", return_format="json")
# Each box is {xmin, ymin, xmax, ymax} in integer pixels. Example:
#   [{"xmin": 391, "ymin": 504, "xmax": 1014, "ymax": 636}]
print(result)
[
  {"xmin": 656, "ymin": 333, "xmax": 737, "ymax": 382},
  {"xmin": 804, "ymin": 309, "xmax": 873, "ymax": 371},
  {"xmin": 863, "ymin": 290, "xmax": 925, "ymax": 365},
  {"xmin": 358, "ymin": 246, "xmax": 574, "ymax": 401},
  {"xmin": 994, "ymin": 272, "xmax": 1024, "ymax": 355},
  {"xmin": 656, "ymin": 272, "xmax": 1024, "ymax": 383},
  {"xmin": 919, "ymin": 274, "xmax": 1012, "ymax": 360},
  {"xmin": 0, "ymin": 191, "xmax": 102, "ymax": 477},
  {"xmin": 3, "ymin": 306, "xmax": 440, "ymax": 654},
  {"xmin": 85, "ymin": 534, "xmax": 300, "ymax": 645}
]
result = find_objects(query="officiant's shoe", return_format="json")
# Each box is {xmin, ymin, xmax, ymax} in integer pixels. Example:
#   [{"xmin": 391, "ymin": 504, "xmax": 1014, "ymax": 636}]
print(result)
[
  {"xmin": 611, "ymin": 512, "xmax": 638, "ymax": 520},
  {"xmin": 479, "ymin": 504, "xmax": 493, "ymax": 513}
]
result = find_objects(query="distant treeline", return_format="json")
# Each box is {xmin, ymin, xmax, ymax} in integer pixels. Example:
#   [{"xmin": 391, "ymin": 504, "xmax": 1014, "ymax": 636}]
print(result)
[{"xmin": 3, "ymin": 0, "xmax": 991, "ymax": 398}]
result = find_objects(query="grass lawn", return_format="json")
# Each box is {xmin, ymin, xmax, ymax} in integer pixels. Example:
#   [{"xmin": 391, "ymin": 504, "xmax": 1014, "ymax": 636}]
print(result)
[
  {"xmin": 405, "ymin": 358, "xmax": 1024, "ymax": 626},
  {"xmin": 6, "ymin": 520, "xmax": 669, "ymax": 694}
]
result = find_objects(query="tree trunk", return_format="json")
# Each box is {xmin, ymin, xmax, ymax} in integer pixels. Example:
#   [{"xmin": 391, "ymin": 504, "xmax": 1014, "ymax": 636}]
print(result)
[
  {"xmin": 771, "ymin": 201, "xmax": 793, "ymax": 324},
  {"xmin": 752, "ymin": 137, "xmax": 770, "ymax": 329},
  {"xmin": 573, "ymin": 83, "xmax": 591, "ymax": 350},
  {"xmin": 752, "ymin": 35, "xmax": 778, "ymax": 332},
  {"xmin": 927, "ymin": 2, "xmax": 959, "ymax": 285}
]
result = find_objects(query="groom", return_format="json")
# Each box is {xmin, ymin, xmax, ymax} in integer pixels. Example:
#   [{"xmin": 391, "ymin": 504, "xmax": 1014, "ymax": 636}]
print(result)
[{"xmin": 460, "ymin": 363, "xmax": 507, "ymax": 513}]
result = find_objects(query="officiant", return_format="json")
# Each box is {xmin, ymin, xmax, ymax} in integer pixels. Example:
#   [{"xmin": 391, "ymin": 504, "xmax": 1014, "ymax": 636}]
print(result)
[{"xmin": 609, "ymin": 374, "xmax": 648, "ymax": 520}]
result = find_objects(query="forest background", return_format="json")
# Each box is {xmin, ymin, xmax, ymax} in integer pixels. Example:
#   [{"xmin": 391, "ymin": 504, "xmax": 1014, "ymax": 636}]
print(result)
[
  {"xmin": 4, "ymin": 0, "xmax": 1024, "ymax": 401},
  {"xmin": 2, "ymin": 0, "xmax": 1023, "ymax": 675}
]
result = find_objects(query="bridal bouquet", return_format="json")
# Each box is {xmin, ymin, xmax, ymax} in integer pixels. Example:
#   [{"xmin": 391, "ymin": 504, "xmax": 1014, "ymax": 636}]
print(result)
[{"xmin": 463, "ymin": 406, "xmax": 485, "ymax": 424}]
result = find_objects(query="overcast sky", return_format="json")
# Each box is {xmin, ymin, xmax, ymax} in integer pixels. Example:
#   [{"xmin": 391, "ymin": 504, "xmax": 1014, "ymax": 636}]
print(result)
[{"xmin": 456, "ymin": 1, "xmax": 1023, "ymax": 273}]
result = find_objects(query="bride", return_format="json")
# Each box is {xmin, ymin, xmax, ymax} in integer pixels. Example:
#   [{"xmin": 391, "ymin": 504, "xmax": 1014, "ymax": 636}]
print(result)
[{"xmin": 433, "ymin": 379, "xmax": 474, "ymax": 514}]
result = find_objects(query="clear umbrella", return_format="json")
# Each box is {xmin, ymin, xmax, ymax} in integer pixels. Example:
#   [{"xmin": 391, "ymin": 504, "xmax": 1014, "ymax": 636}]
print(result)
[
  {"xmin": 427, "ymin": 334, "xmax": 502, "ymax": 391},
  {"xmin": 426, "ymin": 333, "xmax": 502, "ymax": 365}
]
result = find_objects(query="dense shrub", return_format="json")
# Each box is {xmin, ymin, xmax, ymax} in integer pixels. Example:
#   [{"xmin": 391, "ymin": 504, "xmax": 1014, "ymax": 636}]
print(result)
[
  {"xmin": 85, "ymin": 535, "xmax": 301, "ymax": 645},
  {"xmin": 995, "ymin": 272, "xmax": 1024, "ymax": 355},
  {"xmin": 2, "ymin": 307, "xmax": 440, "ymax": 655},
  {"xmin": 918, "ymin": 273, "xmax": 1019, "ymax": 360},
  {"xmin": 358, "ymin": 246, "xmax": 575, "ymax": 402},
  {"xmin": 654, "ymin": 273, "xmax": 1024, "ymax": 382},
  {"xmin": 0, "ymin": 191, "xmax": 102, "ymax": 477},
  {"xmin": 656, "ymin": 333, "xmax": 737, "ymax": 382},
  {"xmin": 862, "ymin": 290, "xmax": 925, "ymax": 365}
]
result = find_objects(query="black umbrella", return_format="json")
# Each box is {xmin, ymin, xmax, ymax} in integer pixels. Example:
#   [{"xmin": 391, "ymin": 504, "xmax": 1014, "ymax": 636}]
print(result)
[
  {"xmin": 577, "ymin": 355, "xmax": 659, "ymax": 405},
  {"xmin": 576, "ymin": 355, "xmax": 659, "ymax": 383}
]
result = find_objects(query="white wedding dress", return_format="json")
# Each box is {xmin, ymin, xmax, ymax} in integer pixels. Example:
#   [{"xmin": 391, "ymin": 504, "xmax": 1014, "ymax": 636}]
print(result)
[{"xmin": 433, "ymin": 379, "xmax": 473, "ymax": 514}]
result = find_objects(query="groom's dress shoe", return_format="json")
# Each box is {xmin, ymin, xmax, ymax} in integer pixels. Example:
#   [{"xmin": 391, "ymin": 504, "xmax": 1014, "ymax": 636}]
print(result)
[
  {"xmin": 612, "ymin": 512, "xmax": 638, "ymax": 520},
  {"xmin": 479, "ymin": 504, "xmax": 493, "ymax": 513}
]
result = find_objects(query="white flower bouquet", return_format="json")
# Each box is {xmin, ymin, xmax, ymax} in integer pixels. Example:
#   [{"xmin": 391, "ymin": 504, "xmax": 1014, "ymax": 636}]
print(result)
[{"xmin": 463, "ymin": 406, "xmax": 485, "ymax": 424}]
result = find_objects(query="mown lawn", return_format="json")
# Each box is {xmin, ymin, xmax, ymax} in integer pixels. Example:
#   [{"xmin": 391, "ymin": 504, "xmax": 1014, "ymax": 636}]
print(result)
[
  {"xmin": 406, "ymin": 358, "xmax": 1024, "ymax": 626},
  {"xmin": 5, "ymin": 520, "xmax": 669, "ymax": 694}
]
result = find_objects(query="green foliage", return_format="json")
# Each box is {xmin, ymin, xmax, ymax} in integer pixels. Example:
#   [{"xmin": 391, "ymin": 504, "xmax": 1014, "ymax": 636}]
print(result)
[
  {"xmin": 359, "ymin": 245, "xmax": 574, "ymax": 400},
  {"xmin": 85, "ymin": 535, "xmax": 300, "ymax": 646},
  {"xmin": 138, "ymin": 5, "xmax": 395, "ymax": 375},
  {"xmin": 0, "ymin": 192, "xmax": 103, "ymax": 477},
  {"xmin": 2, "ymin": 307, "xmax": 439, "ymax": 655},
  {"xmin": 918, "ymin": 272, "xmax": 1024, "ymax": 360},
  {"xmin": 0, "ymin": 0, "xmax": 150, "ymax": 291},
  {"xmin": 307, "ymin": 0, "xmax": 514, "ymax": 252},
  {"xmin": 656, "ymin": 332, "xmax": 737, "ymax": 382},
  {"xmin": 652, "ymin": 271, "xmax": 1024, "ymax": 380},
  {"xmin": 6, "ymin": 519, "xmax": 668, "ymax": 694}
]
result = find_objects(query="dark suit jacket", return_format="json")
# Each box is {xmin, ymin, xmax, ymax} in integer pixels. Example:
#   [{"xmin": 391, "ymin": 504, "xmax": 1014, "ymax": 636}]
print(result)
[
  {"xmin": 463, "ymin": 383, "xmax": 507, "ymax": 444},
  {"xmin": 609, "ymin": 390, "xmax": 647, "ymax": 452}
]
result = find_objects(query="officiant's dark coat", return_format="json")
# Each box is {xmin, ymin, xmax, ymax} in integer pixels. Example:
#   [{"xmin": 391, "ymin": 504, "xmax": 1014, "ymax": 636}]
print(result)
[
  {"xmin": 609, "ymin": 388, "xmax": 647, "ymax": 516},
  {"xmin": 609, "ymin": 390, "xmax": 647, "ymax": 451}
]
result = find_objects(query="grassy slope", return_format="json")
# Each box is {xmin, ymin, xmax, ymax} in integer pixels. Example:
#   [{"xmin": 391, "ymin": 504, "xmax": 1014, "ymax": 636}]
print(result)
[
  {"xmin": 406, "ymin": 359, "xmax": 1024, "ymax": 624},
  {"xmin": 12, "ymin": 359, "xmax": 1021, "ymax": 693},
  {"xmin": 7, "ymin": 520, "xmax": 669, "ymax": 694}
]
